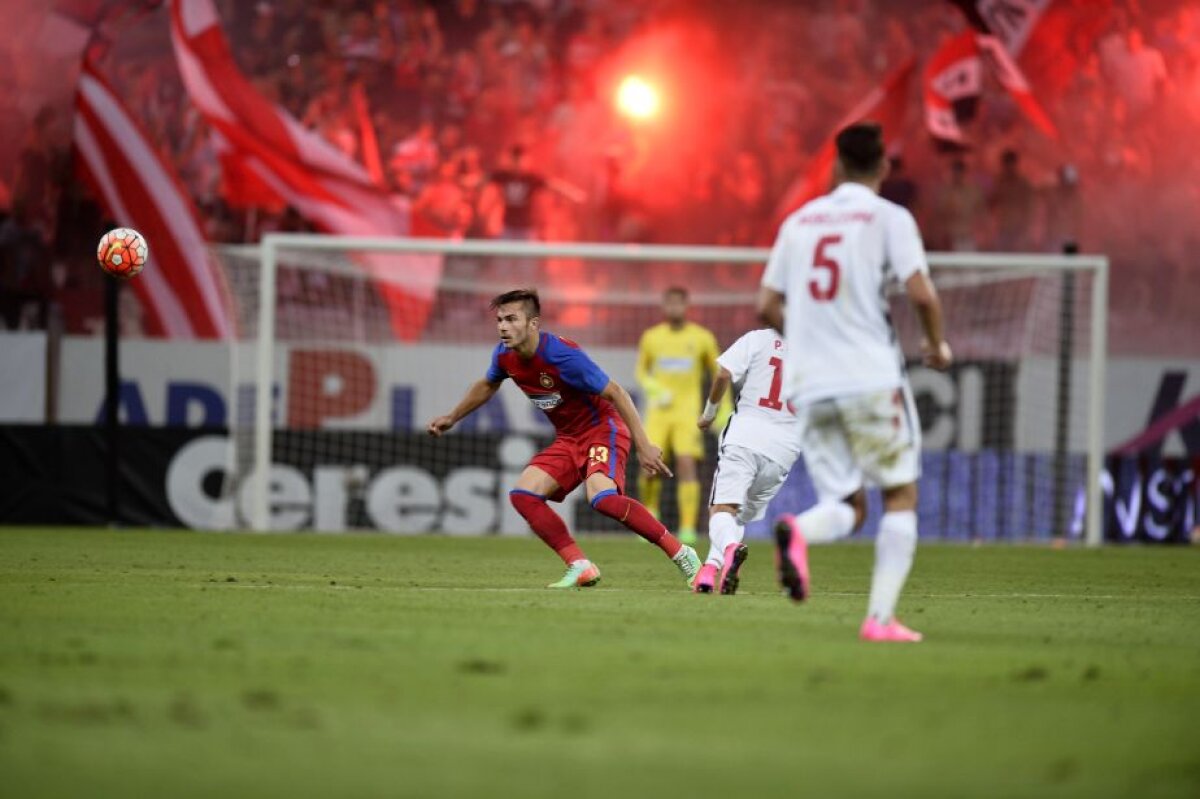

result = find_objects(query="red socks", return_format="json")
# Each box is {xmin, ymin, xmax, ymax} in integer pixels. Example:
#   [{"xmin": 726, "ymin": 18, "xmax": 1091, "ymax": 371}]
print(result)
[
  {"xmin": 510, "ymin": 490, "xmax": 586, "ymax": 565},
  {"xmin": 591, "ymin": 490, "xmax": 682, "ymax": 558},
  {"xmin": 510, "ymin": 488, "xmax": 684, "ymax": 563}
]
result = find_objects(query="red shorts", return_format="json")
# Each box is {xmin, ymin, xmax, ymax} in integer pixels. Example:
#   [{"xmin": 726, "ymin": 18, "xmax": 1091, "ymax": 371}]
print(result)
[{"xmin": 530, "ymin": 419, "xmax": 631, "ymax": 502}]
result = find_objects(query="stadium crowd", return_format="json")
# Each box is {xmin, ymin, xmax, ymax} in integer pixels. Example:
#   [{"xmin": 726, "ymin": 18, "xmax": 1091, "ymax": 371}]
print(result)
[{"xmin": 1, "ymin": 0, "xmax": 1199, "ymax": 352}]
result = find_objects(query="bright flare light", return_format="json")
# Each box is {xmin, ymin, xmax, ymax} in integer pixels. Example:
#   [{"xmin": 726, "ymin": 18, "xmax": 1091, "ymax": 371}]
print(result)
[{"xmin": 616, "ymin": 75, "xmax": 661, "ymax": 121}]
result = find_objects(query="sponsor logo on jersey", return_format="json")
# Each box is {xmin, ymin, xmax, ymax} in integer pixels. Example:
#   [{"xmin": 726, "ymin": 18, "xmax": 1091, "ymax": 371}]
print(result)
[
  {"xmin": 797, "ymin": 211, "xmax": 875, "ymax": 225},
  {"xmin": 656, "ymin": 356, "xmax": 694, "ymax": 372},
  {"xmin": 530, "ymin": 392, "xmax": 562, "ymax": 411},
  {"xmin": 539, "ymin": 373, "xmax": 555, "ymax": 388}
]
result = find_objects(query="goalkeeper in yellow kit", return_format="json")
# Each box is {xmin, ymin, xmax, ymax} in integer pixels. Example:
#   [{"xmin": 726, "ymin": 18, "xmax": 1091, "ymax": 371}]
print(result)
[{"xmin": 636, "ymin": 287, "xmax": 728, "ymax": 545}]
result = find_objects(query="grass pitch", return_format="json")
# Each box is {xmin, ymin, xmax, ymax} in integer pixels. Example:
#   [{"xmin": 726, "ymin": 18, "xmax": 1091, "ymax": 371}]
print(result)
[{"xmin": 0, "ymin": 528, "xmax": 1198, "ymax": 799}]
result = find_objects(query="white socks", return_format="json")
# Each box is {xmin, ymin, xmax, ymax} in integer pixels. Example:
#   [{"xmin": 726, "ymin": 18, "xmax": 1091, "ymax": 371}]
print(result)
[
  {"xmin": 703, "ymin": 503, "xmax": 917, "ymax": 623},
  {"xmin": 795, "ymin": 501, "xmax": 856, "ymax": 544},
  {"xmin": 706, "ymin": 502, "xmax": 854, "ymax": 568},
  {"xmin": 705, "ymin": 511, "xmax": 744, "ymax": 567},
  {"xmin": 867, "ymin": 510, "xmax": 918, "ymax": 623}
]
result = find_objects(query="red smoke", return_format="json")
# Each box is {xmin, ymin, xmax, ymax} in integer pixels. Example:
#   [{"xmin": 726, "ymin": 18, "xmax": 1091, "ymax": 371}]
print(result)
[{"xmin": 590, "ymin": 19, "xmax": 738, "ymax": 215}]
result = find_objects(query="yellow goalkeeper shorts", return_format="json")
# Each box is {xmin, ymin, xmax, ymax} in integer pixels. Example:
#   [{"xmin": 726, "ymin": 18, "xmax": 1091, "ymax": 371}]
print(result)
[{"xmin": 645, "ymin": 409, "xmax": 704, "ymax": 460}]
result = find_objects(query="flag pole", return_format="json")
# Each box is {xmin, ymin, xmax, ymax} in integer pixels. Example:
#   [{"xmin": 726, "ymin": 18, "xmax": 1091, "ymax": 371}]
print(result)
[{"xmin": 104, "ymin": 271, "xmax": 121, "ymax": 527}]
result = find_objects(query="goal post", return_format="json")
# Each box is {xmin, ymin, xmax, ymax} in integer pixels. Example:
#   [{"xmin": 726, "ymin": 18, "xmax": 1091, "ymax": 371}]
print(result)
[
  {"xmin": 252, "ymin": 235, "xmax": 278, "ymax": 533},
  {"xmin": 1087, "ymin": 256, "xmax": 1109, "ymax": 548},
  {"xmin": 220, "ymin": 234, "xmax": 1108, "ymax": 545}
]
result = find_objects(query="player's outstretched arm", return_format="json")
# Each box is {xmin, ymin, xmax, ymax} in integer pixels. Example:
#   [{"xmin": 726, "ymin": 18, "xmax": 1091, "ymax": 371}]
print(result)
[
  {"xmin": 905, "ymin": 272, "xmax": 953, "ymax": 371},
  {"xmin": 757, "ymin": 287, "xmax": 785, "ymax": 334},
  {"xmin": 599, "ymin": 380, "xmax": 673, "ymax": 477},
  {"xmin": 427, "ymin": 379, "xmax": 501, "ymax": 437},
  {"xmin": 698, "ymin": 367, "xmax": 733, "ymax": 430}
]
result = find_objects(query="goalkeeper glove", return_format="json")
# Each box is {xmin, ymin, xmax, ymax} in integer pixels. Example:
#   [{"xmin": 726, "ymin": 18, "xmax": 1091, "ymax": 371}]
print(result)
[{"xmin": 641, "ymin": 377, "xmax": 673, "ymax": 409}]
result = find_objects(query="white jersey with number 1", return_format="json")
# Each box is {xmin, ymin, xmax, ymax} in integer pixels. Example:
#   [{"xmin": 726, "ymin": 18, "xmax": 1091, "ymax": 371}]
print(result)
[
  {"xmin": 717, "ymin": 328, "xmax": 803, "ymax": 469},
  {"xmin": 760, "ymin": 182, "xmax": 929, "ymax": 406}
]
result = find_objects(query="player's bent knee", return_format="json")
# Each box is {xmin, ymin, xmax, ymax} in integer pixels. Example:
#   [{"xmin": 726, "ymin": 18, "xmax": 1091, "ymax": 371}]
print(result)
[
  {"xmin": 676, "ymin": 456, "xmax": 698, "ymax": 481},
  {"xmin": 514, "ymin": 466, "xmax": 561, "ymax": 497},
  {"xmin": 584, "ymin": 473, "xmax": 618, "ymax": 503},
  {"xmin": 882, "ymin": 482, "xmax": 918, "ymax": 513},
  {"xmin": 509, "ymin": 489, "xmax": 547, "ymax": 509},
  {"xmin": 841, "ymin": 489, "xmax": 868, "ymax": 530},
  {"xmin": 588, "ymin": 488, "xmax": 619, "ymax": 510}
]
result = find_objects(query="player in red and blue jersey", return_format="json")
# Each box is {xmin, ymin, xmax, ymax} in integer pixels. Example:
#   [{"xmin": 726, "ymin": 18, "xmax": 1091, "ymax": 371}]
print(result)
[{"xmin": 428, "ymin": 288, "xmax": 703, "ymax": 588}]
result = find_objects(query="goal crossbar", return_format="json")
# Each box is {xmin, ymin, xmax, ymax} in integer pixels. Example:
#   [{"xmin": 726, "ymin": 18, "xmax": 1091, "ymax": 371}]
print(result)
[{"xmin": 256, "ymin": 233, "xmax": 1107, "ymax": 270}]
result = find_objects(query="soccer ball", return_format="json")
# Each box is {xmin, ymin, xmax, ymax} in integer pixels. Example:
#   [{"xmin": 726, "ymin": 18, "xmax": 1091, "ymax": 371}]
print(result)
[{"xmin": 97, "ymin": 227, "xmax": 149, "ymax": 279}]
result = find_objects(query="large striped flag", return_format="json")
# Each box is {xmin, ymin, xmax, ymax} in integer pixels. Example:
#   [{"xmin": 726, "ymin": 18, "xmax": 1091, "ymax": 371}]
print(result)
[
  {"xmin": 924, "ymin": 31, "xmax": 982, "ymax": 147},
  {"xmin": 948, "ymin": 0, "xmax": 1112, "ymax": 112},
  {"xmin": 170, "ymin": 0, "xmax": 375, "ymax": 189},
  {"xmin": 975, "ymin": 33, "xmax": 1058, "ymax": 140},
  {"xmin": 923, "ymin": 27, "xmax": 1060, "ymax": 147},
  {"xmin": 169, "ymin": 0, "xmax": 440, "ymax": 340},
  {"xmin": 772, "ymin": 58, "xmax": 916, "ymax": 225},
  {"xmin": 73, "ymin": 56, "xmax": 232, "ymax": 339}
]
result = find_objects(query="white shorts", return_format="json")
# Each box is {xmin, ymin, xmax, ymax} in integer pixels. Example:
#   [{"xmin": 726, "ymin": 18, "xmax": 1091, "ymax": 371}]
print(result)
[
  {"xmin": 796, "ymin": 385, "xmax": 921, "ymax": 501},
  {"xmin": 709, "ymin": 445, "xmax": 795, "ymax": 524}
]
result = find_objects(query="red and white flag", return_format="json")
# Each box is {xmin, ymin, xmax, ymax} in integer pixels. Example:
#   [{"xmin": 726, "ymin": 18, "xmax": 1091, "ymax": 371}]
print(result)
[
  {"xmin": 975, "ymin": 34, "xmax": 1058, "ymax": 140},
  {"xmin": 923, "ymin": 28, "xmax": 1059, "ymax": 146},
  {"xmin": 171, "ymin": 0, "xmax": 375, "ymax": 189},
  {"xmin": 924, "ymin": 31, "xmax": 983, "ymax": 147},
  {"xmin": 948, "ymin": 0, "xmax": 1111, "ymax": 121},
  {"xmin": 773, "ymin": 58, "xmax": 916, "ymax": 224},
  {"xmin": 169, "ymin": 0, "xmax": 441, "ymax": 341},
  {"xmin": 74, "ymin": 57, "xmax": 232, "ymax": 339},
  {"xmin": 999, "ymin": 0, "xmax": 1113, "ymax": 97}
]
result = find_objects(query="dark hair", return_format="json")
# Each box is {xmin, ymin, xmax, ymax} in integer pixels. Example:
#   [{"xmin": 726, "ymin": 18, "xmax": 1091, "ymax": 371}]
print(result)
[
  {"xmin": 663, "ymin": 286, "xmax": 688, "ymax": 301},
  {"xmin": 835, "ymin": 122, "xmax": 885, "ymax": 177},
  {"xmin": 490, "ymin": 288, "xmax": 540, "ymax": 318}
]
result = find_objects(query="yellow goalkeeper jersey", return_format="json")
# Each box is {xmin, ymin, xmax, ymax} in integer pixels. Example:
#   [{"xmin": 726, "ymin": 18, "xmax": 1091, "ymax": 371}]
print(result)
[{"xmin": 636, "ymin": 322, "xmax": 720, "ymax": 416}]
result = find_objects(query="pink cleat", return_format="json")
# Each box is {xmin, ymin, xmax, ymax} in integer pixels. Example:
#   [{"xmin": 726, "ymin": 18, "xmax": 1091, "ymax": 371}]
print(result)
[
  {"xmin": 718, "ymin": 544, "xmax": 749, "ymax": 595},
  {"xmin": 693, "ymin": 564, "xmax": 717, "ymax": 594},
  {"xmin": 773, "ymin": 515, "xmax": 809, "ymax": 602},
  {"xmin": 859, "ymin": 617, "xmax": 924, "ymax": 642}
]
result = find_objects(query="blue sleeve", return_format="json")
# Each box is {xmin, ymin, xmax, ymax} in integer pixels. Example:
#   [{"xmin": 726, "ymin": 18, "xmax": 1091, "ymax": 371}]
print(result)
[
  {"xmin": 546, "ymin": 339, "xmax": 610, "ymax": 395},
  {"xmin": 485, "ymin": 345, "xmax": 507, "ymax": 384}
]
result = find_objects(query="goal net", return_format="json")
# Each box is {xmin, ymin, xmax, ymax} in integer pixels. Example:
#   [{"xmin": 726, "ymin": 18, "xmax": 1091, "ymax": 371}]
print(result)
[{"xmin": 214, "ymin": 236, "xmax": 1108, "ymax": 544}]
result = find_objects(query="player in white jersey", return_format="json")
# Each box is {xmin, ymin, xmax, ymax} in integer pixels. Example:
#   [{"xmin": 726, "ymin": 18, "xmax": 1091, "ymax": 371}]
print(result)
[
  {"xmin": 758, "ymin": 122, "xmax": 953, "ymax": 642},
  {"xmin": 692, "ymin": 329, "xmax": 804, "ymax": 595}
]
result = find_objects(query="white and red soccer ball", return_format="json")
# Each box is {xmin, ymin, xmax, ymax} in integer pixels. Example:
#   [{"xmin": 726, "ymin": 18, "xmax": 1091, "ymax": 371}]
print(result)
[{"xmin": 97, "ymin": 227, "xmax": 149, "ymax": 279}]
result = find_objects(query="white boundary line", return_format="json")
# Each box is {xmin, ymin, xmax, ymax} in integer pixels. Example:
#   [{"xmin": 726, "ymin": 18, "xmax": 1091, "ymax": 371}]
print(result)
[{"xmin": 218, "ymin": 584, "xmax": 1199, "ymax": 601}]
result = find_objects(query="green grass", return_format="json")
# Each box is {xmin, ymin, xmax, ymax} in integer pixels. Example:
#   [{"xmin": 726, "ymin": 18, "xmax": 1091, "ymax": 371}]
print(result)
[{"xmin": 0, "ymin": 528, "xmax": 1198, "ymax": 799}]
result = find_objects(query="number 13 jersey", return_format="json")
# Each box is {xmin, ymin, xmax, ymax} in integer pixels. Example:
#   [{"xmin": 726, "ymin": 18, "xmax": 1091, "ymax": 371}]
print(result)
[
  {"xmin": 717, "ymin": 329, "xmax": 804, "ymax": 469},
  {"xmin": 760, "ymin": 182, "xmax": 928, "ymax": 406}
]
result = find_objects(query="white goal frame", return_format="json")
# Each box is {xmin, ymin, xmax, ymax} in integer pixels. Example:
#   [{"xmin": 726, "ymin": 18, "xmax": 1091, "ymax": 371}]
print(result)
[{"xmin": 249, "ymin": 234, "xmax": 1109, "ymax": 545}]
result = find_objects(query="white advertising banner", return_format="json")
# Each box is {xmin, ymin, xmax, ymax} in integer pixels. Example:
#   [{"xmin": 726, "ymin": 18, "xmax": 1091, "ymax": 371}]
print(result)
[
  {"xmin": 53, "ymin": 337, "xmax": 638, "ymax": 433},
  {"xmin": 1015, "ymin": 358, "xmax": 1200, "ymax": 457},
  {"xmin": 0, "ymin": 332, "xmax": 47, "ymax": 423},
  {"xmin": 32, "ymin": 336, "xmax": 1200, "ymax": 456}
]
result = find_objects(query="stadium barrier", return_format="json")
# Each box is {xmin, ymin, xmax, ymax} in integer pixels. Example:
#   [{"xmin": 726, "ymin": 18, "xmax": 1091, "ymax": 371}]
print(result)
[{"xmin": 0, "ymin": 425, "xmax": 1195, "ymax": 543}]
